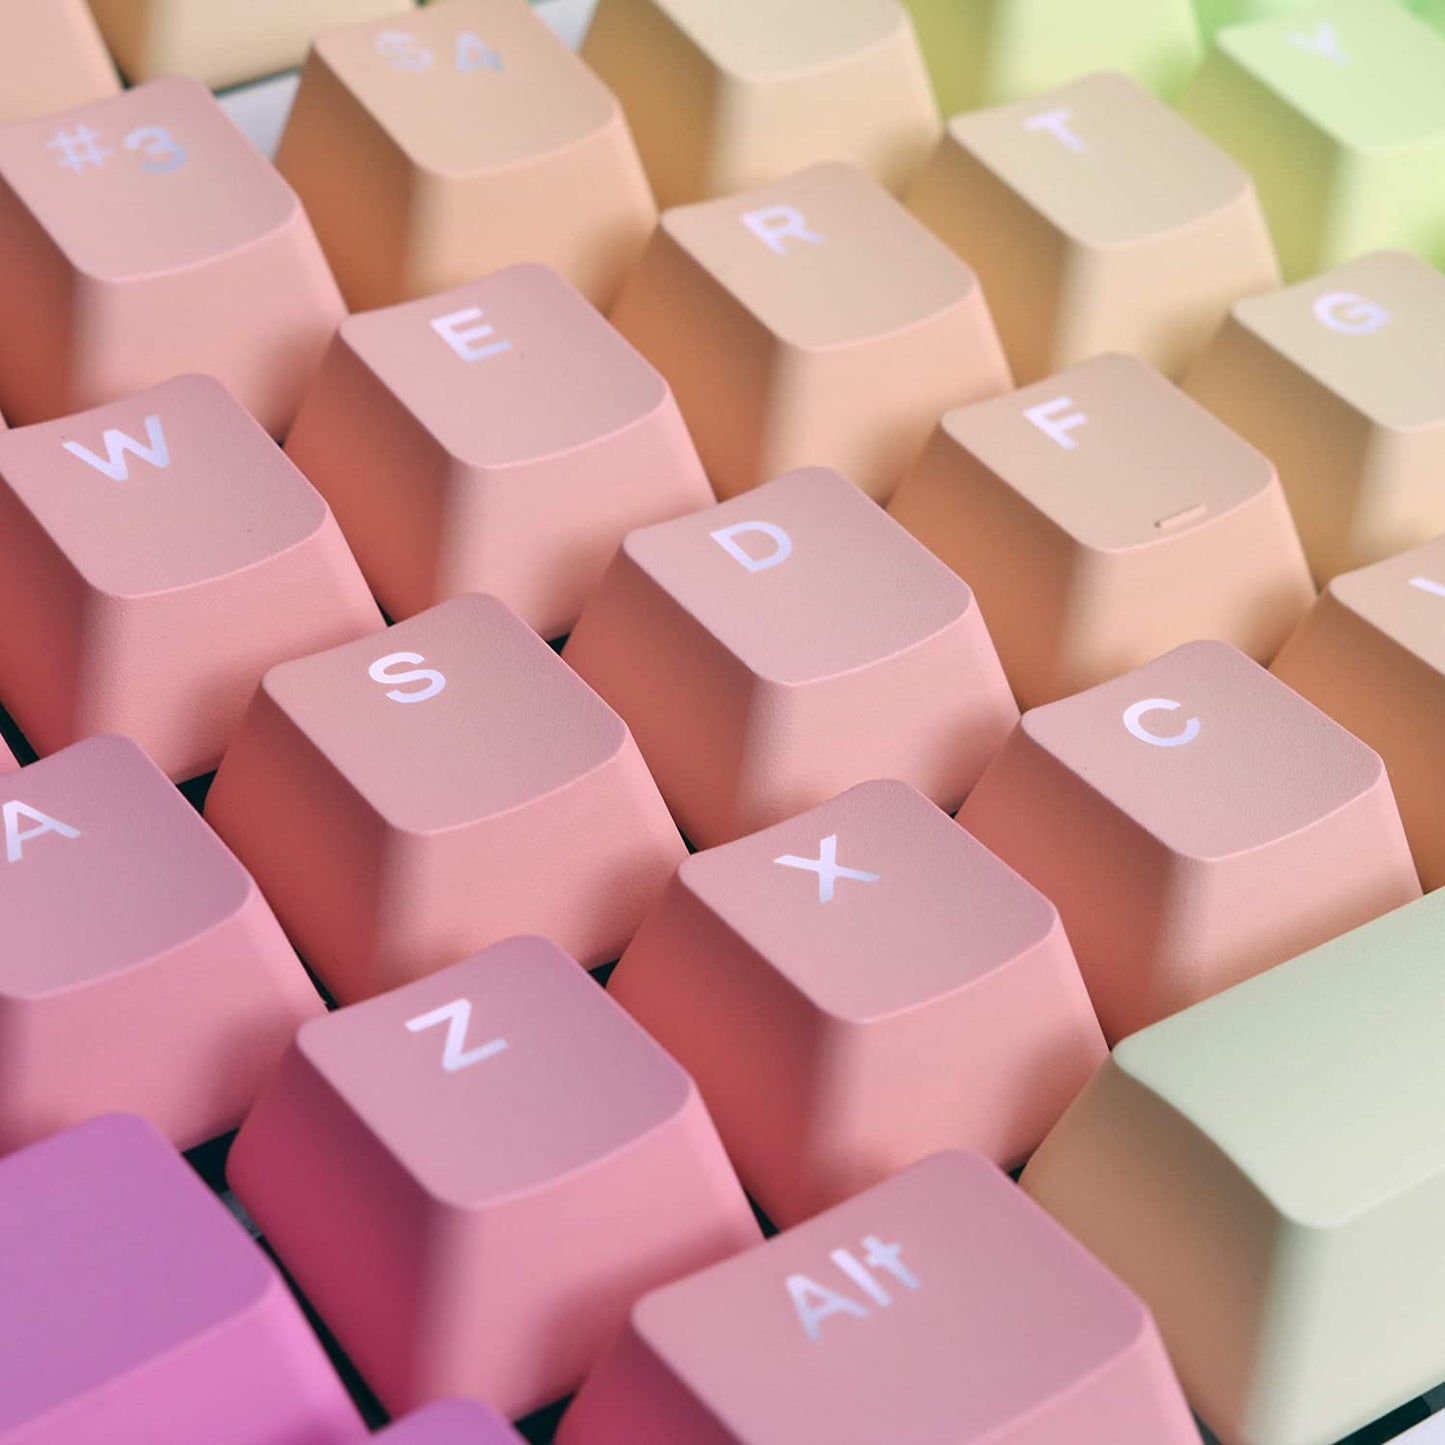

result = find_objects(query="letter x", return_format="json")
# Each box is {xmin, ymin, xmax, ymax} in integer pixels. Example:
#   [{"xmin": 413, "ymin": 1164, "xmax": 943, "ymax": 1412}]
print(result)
[{"xmin": 774, "ymin": 834, "xmax": 880, "ymax": 903}]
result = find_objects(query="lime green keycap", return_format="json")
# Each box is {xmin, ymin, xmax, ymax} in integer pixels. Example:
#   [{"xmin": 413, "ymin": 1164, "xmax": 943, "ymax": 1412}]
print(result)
[
  {"xmin": 1194, "ymin": 0, "xmax": 1334, "ymax": 40},
  {"xmin": 1412, "ymin": 0, "xmax": 1445, "ymax": 32},
  {"xmin": 1179, "ymin": 0, "xmax": 1445, "ymax": 279}
]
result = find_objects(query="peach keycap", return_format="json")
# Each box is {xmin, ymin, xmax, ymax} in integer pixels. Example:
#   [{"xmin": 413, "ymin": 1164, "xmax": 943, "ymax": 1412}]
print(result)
[
  {"xmin": 610, "ymin": 162, "xmax": 1012, "ymax": 503},
  {"xmin": 610, "ymin": 780, "xmax": 1106, "ymax": 1227},
  {"xmin": 1272, "ymin": 535, "xmax": 1445, "ymax": 891},
  {"xmin": 286, "ymin": 264, "xmax": 714, "ymax": 638},
  {"xmin": 0, "ymin": 0, "xmax": 119, "ymax": 125},
  {"xmin": 581, "ymin": 0, "xmax": 940, "ymax": 207},
  {"xmin": 558, "ymin": 1151, "xmax": 1199, "ymax": 1445},
  {"xmin": 563, "ymin": 468, "xmax": 1020, "ymax": 848},
  {"xmin": 228, "ymin": 936, "xmax": 760, "ymax": 1418},
  {"xmin": 888, "ymin": 353, "xmax": 1315, "ymax": 707},
  {"xmin": 205, "ymin": 593, "xmax": 685, "ymax": 1002},
  {"xmin": 958, "ymin": 639, "xmax": 1420, "ymax": 1042},
  {"xmin": 1183, "ymin": 250, "xmax": 1445, "ymax": 581},
  {"xmin": 0, "ymin": 734, "xmax": 323, "ymax": 1156},
  {"xmin": 0, "ymin": 375, "xmax": 382, "ymax": 781},
  {"xmin": 379, "ymin": 1401, "xmax": 524, "ymax": 1443},
  {"xmin": 904, "ymin": 72, "xmax": 1278, "ymax": 383},
  {"xmin": 277, "ymin": 0, "xmax": 655, "ymax": 311}
]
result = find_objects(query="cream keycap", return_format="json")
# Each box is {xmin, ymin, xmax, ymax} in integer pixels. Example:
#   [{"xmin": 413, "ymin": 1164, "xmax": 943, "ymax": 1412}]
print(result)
[
  {"xmin": 205, "ymin": 593, "xmax": 685, "ymax": 1002},
  {"xmin": 0, "ymin": 376, "xmax": 383, "ymax": 781},
  {"xmin": 582, "ymin": 0, "xmax": 940, "ymax": 207},
  {"xmin": 613, "ymin": 162, "xmax": 1011, "ymax": 503},
  {"xmin": 1272, "ymin": 535, "xmax": 1445, "ymax": 891},
  {"xmin": 0, "ymin": 0, "xmax": 118, "ymax": 124},
  {"xmin": 904, "ymin": 72, "xmax": 1279, "ymax": 383},
  {"xmin": 277, "ymin": 0, "xmax": 655, "ymax": 310},
  {"xmin": 1179, "ymin": 1, "xmax": 1445, "ymax": 279},
  {"xmin": 228, "ymin": 936, "xmax": 759, "ymax": 1418},
  {"xmin": 1023, "ymin": 890, "xmax": 1445, "ymax": 1445},
  {"xmin": 889, "ymin": 354, "xmax": 1315, "ymax": 707},
  {"xmin": 286, "ymin": 264, "xmax": 714, "ymax": 638},
  {"xmin": 610, "ymin": 780, "xmax": 1106, "ymax": 1227},
  {"xmin": 1183, "ymin": 250, "xmax": 1445, "ymax": 581},
  {"xmin": 563, "ymin": 468, "xmax": 1020, "ymax": 848},
  {"xmin": 958, "ymin": 640, "xmax": 1420, "ymax": 1041}
]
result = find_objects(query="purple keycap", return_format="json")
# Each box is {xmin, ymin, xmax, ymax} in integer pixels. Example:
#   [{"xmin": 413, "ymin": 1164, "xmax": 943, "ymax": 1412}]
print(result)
[{"xmin": 378, "ymin": 1400, "xmax": 527, "ymax": 1442}]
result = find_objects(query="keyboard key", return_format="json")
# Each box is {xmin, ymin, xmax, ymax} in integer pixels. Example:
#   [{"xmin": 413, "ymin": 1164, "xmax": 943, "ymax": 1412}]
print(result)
[
  {"xmin": 0, "ymin": 78, "xmax": 344, "ymax": 436},
  {"xmin": 610, "ymin": 780, "xmax": 1106, "ymax": 1226},
  {"xmin": 564, "ymin": 468, "xmax": 1020, "ymax": 848},
  {"xmin": 611, "ymin": 162, "xmax": 1012, "ymax": 503},
  {"xmin": 1179, "ymin": 1, "xmax": 1445, "ymax": 279},
  {"xmin": 0, "ymin": 376, "xmax": 382, "ymax": 780},
  {"xmin": 558, "ymin": 1150, "xmax": 1199, "ymax": 1445},
  {"xmin": 958, "ymin": 639, "xmax": 1420, "ymax": 1041},
  {"xmin": 0, "ymin": 0, "xmax": 119, "ymax": 124},
  {"xmin": 581, "ymin": 0, "xmax": 940, "ymax": 207},
  {"xmin": 888, "ymin": 353, "xmax": 1315, "ymax": 707},
  {"xmin": 904, "ymin": 72, "xmax": 1278, "ymax": 383},
  {"xmin": 1182, "ymin": 249, "xmax": 1445, "ymax": 580},
  {"xmin": 0, "ymin": 1113, "xmax": 363, "ymax": 1445},
  {"xmin": 380, "ymin": 1401, "xmax": 524, "ymax": 1443},
  {"xmin": 1195, "ymin": 0, "xmax": 1319, "ymax": 37},
  {"xmin": 206, "ymin": 593, "xmax": 685, "ymax": 1001},
  {"xmin": 285, "ymin": 264, "xmax": 713, "ymax": 638},
  {"xmin": 276, "ymin": 0, "xmax": 655, "ymax": 310},
  {"xmin": 0, "ymin": 737, "xmax": 16, "ymax": 775},
  {"xmin": 1023, "ymin": 889, "xmax": 1445, "ymax": 1445},
  {"xmin": 228, "ymin": 935, "xmax": 760, "ymax": 1418}
]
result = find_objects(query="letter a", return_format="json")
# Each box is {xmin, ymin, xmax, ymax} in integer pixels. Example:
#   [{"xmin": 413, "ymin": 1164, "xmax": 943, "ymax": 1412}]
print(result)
[
  {"xmin": 786, "ymin": 1273, "xmax": 870, "ymax": 1342},
  {"xmin": 4, "ymin": 801, "xmax": 81, "ymax": 863}
]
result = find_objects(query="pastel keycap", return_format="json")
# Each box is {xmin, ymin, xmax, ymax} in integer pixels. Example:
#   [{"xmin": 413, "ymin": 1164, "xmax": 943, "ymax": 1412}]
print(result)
[
  {"xmin": 0, "ymin": 376, "xmax": 382, "ymax": 780},
  {"xmin": 1195, "ymin": 0, "xmax": 1319, "ymax": 36},
  {"xmin": 610, "ymin": 162, "xmax": 1012, "ymax": 502},
  {"xmin": 0, "ymin": 735, "xmax": 323, "ymax": 1154},
  {"xmin": 378, "ymin": 1401, "xmax": 524, "ymax": 1443},
  {"xmin": 1179, "ymin": 1, "xmax": 1445, "ymax": 279},
  {"xmin": 904, "ymin": 73, "xmax": 1279, "ymax": 383},
  {"xmin": 1398, "ymin": 1417, "xmax": 1445, "ymax": 1444},
  {"xmin": 1182, "ymin": 250, "xmax": 1445, "ymax": 580},
  {"xmin": 228, "ymin": 936, "xmax": 760, "ymax": 1418},
  {"xmin": 558, "ymin": 1151, "xmax": 1199, "ymax": 1445},
  {"xmin": 1272, "ymin": 535, "xmax": 1445, "ymax": 891},
  {"xmin": 0, "ymin": 736, "xmax": 16, "ymax": 775},
  {"xmin": 958, "ymin": 640, "xmax": 1420, "ymax": 1041},
  {"xmin": 206, "ymin": 593, "xmax": 685, "ymax": 1001},
  {"xmin": 0, "ymin": 0, "xmax": 119, "ymax": 124},
  {"xmin": 888, "ymin": 354, "xmax": 1315, "ymax": 707},
  {"xmin": 0, "ymin": 1113, "xmax": 363, "ymax": 1445},
  {"xmin": 1023, "ymin": 889, "xmax": 1445, "ymax": 1445},
  {"xmin": 582, "ymin": 0, "xmax": 940, "ymax": 207},
  {"xmin": 277, "ymin": 0, "xmax": 656, "ymax": 310},
  {"xmin": 0, "ymin": 78, "xmax": 344, "ymax": 436},
  {"xmin": 610, "ymin": 780, "xmax": 1106, "ymax": 1227},
  {"xmin": 563, "ymin": 468, "xmax": 1020, "ymax": 848},
  {"xmin": 285, "ymin": 264, "xmax": 714, "ymax": 638}
]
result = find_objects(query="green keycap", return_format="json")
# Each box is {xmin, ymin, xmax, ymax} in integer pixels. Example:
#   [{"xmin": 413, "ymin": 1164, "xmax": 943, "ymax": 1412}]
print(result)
[{"xmin": 1194, "ymin": 0, "xmax": 1332, "ymax": 40}]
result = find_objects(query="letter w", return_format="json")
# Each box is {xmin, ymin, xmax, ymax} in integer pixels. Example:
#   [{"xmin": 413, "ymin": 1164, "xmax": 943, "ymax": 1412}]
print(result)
[{"xmin": 62, "ymin": 414, "xmax": 170, "ymax": 481}]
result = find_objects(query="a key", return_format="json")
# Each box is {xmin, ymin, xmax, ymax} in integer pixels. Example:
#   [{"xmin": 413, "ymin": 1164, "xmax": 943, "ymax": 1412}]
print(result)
[
  {"xmin": 0, "ymin": 0, "xmax": 119, "ymax": 125},
  {"xmin": 1178, "ymin": 1, "xmax": 1445, "ymax": 279},
  {"xmin": 276, "ymin": 0, "xmax": 656, "ymax": 310},
  {"xmin": 1272, "ymin": 534, "xmax": 1445, "ymax": 891},
  {"xmin": 581, "ymin": 0, "xmax": 940, "ymax": 207},
  {"xmin": 563, "ymin": 468, "xmax": 1020, "ymax": 848},
  {"xmin": 888, "ymin": 353, "xmax": 1315, "ymax": 708},
  {"xmin": 205, "ymin": 592, "xmax": 685, "ymax": 1002},
  {"xmin": 958, "ymin": 639, "xmax": 1420, "ymax": 1041},
  {"xmin": 285, "ymin": 263, "xmax": 714, "ymax": 639},
  {"xmin": 558, "ymin": 1150, "xmax": 1199, "ymax": 1445},
  {"xmin": 904, "ymin": 72, "xmax": 1279, "ymax": 383},
  {"xmin": 1023, "ymin": 889, "xmax": 1445, "ymax": 1445},
  {"xmin": 380, "ymin": 1401, "xmax": 524, "ymax": 1442},
  {"xmin": 610, "ymin": 161, "xmax": 1012, "ymax": 503},
  {"xmin": 228, "ymin": 935, "xmax": 760, "ymax": 1419},
  {"xmin": 0, "ymin": 1113, "xmax": 363, "ymax": 1445},
  {"xmin": 1182, "ymin": 249, "xmax": 1445, "ymax": 581},
  {"xmin": 0, "ymin": 375, "xmax": 382, "ymax": 781},
  {"xmin": 610, "ymin": 779, "xmax": 1106, "ymax": 1227}
]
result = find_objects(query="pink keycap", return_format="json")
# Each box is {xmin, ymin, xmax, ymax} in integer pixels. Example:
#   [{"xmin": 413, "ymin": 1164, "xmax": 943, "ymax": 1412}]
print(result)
[
  {"xmin": 0, "ymin": 735, "xmax": 16, "ymax": 775},
  {"xmin": 228, "ymin": 935, "xmax": 760, "ymax": 1419},
  {"xmin": 0, "ymin": 78, "xmax": 344, "ymax": 435},
  {"xmin": 557, "ymin": 1150, "xmax": 1199, "ymax": 1445},
  {"xmin": 286, "ymin": 264, "xmax": 714, "ymax": 638},
  {"xmin": 0, "ymin": 1113, "xmax": 364, "ymax": 1445},
  {"xmin": 0, "ymin": 375, "xmax": 383, "ymax": 781},
  {"xmin": 959, "ymin": 639, "xmax": 1421, "ymax": 1042},
  {"xmin": 378, "ymin": 1401, "xmax": 524, "ymax": 1443},
  {"xmin": 0, "ymin": 735, "xmax": 324, "ymax": 1154},
  {"xmin": 206, "ymin": 593, "xmax": 685, "ymax": 1002},
  {"xmin": 611, "ymin": 779, "xmax": 1106, "ymax": 1226},
  {"xmin": 563, "ymin": 468, "xmax": 1019, "ymax": 847}
]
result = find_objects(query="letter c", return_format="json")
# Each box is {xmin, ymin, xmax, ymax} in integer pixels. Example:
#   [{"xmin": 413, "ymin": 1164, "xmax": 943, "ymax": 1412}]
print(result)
[{"xmin": 1123, "ymin": 698, "xmax": 1200, "ymax": 748}]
